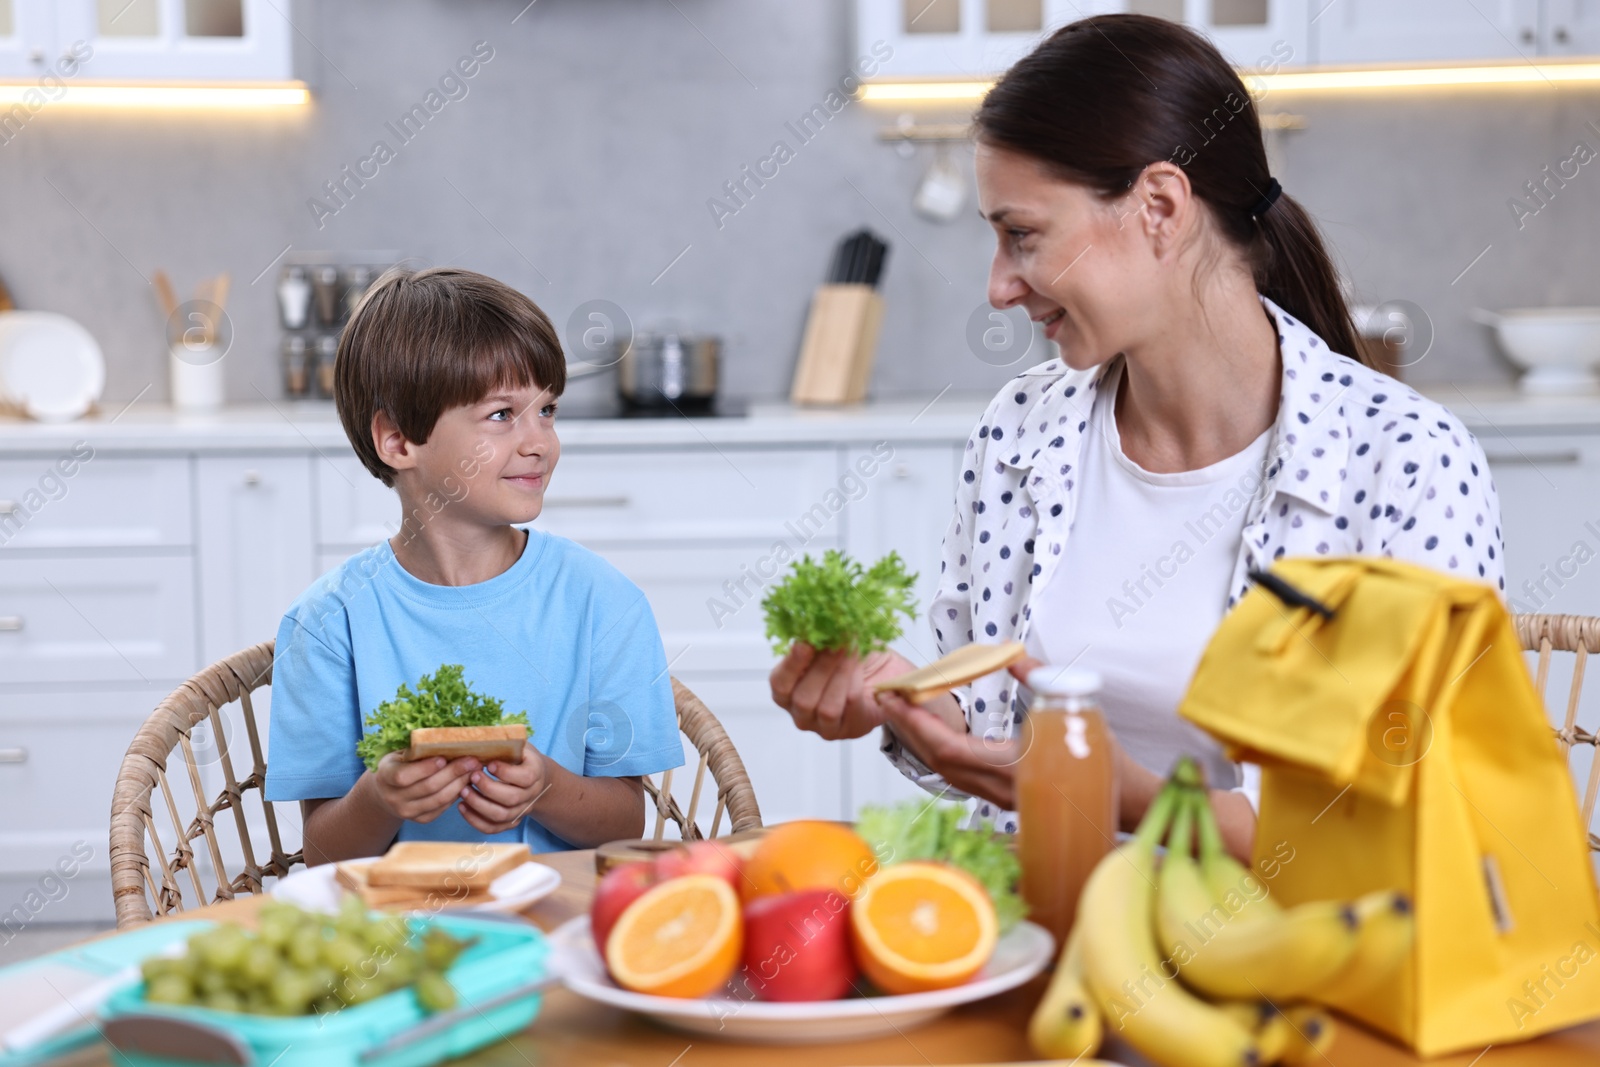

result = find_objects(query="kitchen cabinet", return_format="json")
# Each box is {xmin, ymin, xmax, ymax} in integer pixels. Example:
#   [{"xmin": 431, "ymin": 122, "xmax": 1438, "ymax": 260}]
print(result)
[
  {"xmin": 857, "ymin": 0, "xmax": 1598, "ymax": 79},
  {"xmin": 196, "ymin": 456, "xmax": 314, "ymax": 667},
  {"xmin": 1311, "ymin": 0, "xmax": 1536, "ymax": 64},
  {"xmin": 0, "ymin": 0, "xmax": 292, "ymax": 81}
]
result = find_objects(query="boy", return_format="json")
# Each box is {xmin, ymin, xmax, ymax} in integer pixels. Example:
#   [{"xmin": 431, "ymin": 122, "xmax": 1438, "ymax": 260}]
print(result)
[{"xmin": 265, "ymin": 267, "xmax": 683, "ymax": 863}]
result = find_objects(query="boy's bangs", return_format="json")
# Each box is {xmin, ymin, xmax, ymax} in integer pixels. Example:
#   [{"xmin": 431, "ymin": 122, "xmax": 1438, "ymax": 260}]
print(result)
[{"xmin": 442, "ymin": 332, "xmax": 566, "ymax": 413}]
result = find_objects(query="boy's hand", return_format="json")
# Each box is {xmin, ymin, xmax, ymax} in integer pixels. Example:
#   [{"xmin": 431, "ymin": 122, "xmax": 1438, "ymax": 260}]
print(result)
[
  {"xmin": 459, "ymin": 743, "xmax": 550, "ymax": 835},
  {"xmin": 371, "ymin": 753, "xmax": 480, "ymax": 824}
]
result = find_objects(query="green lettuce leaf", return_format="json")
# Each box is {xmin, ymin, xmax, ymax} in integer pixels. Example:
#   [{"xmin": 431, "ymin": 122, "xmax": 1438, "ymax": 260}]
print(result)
[
  {"xmin": 355, "ymin": 664, "xmax": 531, "ymax": 772},
  {"xmin": 761, "ymin": 549, "xmax": 917, "ymax": 658}
]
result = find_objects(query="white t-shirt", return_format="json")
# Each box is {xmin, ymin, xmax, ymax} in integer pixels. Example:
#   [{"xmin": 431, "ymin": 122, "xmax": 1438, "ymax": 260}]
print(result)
[{"xmin": 1026, "ymin": 361, "xmax": 1271, "ymax": 798}]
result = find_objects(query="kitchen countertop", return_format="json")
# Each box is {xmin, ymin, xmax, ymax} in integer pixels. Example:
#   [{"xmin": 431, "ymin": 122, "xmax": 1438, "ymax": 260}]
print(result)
[{"xmin": 0, "ymin": 384, "xmax": 1598, "ymax": 455}]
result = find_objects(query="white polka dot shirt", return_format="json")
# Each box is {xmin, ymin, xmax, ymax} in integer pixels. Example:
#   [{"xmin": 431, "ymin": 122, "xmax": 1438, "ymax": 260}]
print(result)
[{"xmin": 881, "ymin": 296, "xmax": 1507, "ymax": 833}]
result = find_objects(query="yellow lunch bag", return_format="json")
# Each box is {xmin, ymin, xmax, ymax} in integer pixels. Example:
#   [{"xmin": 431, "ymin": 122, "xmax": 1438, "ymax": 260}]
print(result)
[{"xmin": 1180, "ymin": 557, "xmax": 1600, "ymax": 1055}]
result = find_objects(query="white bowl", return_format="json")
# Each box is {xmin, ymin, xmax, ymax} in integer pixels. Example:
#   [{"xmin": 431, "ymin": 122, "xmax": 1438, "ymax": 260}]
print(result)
[{"xmin": 1473, "ymin": 307, "xmax": 1600, "ymax": 394}]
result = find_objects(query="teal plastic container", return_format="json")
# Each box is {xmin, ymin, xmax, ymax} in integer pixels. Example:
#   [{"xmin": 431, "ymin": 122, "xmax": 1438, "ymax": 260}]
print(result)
[{"xmin": 101, "ymin": 914, "xmax": 550, "ymax": 1067}]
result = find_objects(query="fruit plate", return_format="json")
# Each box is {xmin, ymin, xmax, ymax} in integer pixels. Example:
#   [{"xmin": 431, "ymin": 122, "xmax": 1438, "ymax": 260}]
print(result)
[
  {"xmin": 548, "ymin": 915, "xmax": 1054, "ymax": 1043},
  {"xmin": 272, "ymin": 859, "xmax": 561, "ymax": 914}
]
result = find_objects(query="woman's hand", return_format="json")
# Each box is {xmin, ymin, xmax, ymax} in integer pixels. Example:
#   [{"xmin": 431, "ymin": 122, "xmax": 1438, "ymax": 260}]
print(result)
[
  {"xmin": 871, "ymin": 655, "xmax": 1053, "ymax": 811},
  {"xmin": 769, "ymin": 642, "xmax": 915, "ymax": 740}
]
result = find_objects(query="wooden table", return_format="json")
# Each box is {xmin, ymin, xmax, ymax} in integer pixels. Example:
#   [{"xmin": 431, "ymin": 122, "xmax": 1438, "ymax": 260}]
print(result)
[{"xmin": 56, "ymin": 850, "xmax": 1600, "ymax": 1066}]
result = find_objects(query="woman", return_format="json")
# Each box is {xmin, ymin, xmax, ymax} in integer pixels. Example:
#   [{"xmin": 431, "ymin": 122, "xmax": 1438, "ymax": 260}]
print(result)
[{"xmin": 770, "ymin": 15, "xmax": 1504, "ymax": 860}]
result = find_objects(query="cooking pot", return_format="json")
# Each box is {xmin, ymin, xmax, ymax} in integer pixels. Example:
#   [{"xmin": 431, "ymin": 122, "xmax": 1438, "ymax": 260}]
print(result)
[{"xmin": 616, "ymin": 332, "xmax": 719, "ymax": 411}]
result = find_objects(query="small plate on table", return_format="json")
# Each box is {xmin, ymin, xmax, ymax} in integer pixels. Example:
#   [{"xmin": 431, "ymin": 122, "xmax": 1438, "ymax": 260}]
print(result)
[
  {"xmin": 271, "ymin": 858, "xmax": 561, "ymax": 914},
  {"xmin": 548, "ymin": 915, "xmax": 1054, "ymax": 1043}
]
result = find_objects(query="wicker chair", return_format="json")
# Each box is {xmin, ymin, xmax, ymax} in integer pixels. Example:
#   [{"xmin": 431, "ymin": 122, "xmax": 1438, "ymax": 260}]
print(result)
[
  {"xmin": 1515, "ymin": 613, "xmax": 1600, "ymax": 851},
  {"xmin": 110, "ymin": 641, "xmax": 763, "ymax": 928}
]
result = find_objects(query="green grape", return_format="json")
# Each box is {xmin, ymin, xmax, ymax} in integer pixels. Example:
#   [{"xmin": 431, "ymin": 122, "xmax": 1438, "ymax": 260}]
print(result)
[
  {"xmin": 287, "ymin": 927, "xmax": 324, "ymax": 968},
  {"xmin": 420, "ymin": 929, "xmax": 466, "ymax": 971},
  {"xmin": 145, "ymin": 974, "xmax": 194, "ymax": 1006},
  {"xmin": 382, "ymin": 951, "xmax": 418, "ymax": 987},
  {"xmin": 192, "ymin": 929, "xmax": 248, "ymax": 971},
  {"xmin": 269, "ymin": 972, "xmax": 316, "ymax": 1013},
  {"xmin": 141, "ymin": 956, "xmax": 187, "ymax": 983},
  {"xmin": 414, "ymin": 972, "xmax": 457, "ymax": 1014},
  {"xmin": 241, "ymin": 942, "xmax": 279, "ymax": 985},
  {"xmin": 197, "ymin": 969, "xmax": 231, "ymax": 997},
  {"xmin": 339, "ymin": 975, "xmax": 381, "ymax": 1006},
  {"xmin": 366, "ymin": 916, "xmax": 411, "ymax": 954},
  {"xmin": 322, "ymin": 935, "xmax": 368, "ymax": 974},
  {"xmin": 203, "ymin": 990, "xmax": 244, "ymax": 1014}
]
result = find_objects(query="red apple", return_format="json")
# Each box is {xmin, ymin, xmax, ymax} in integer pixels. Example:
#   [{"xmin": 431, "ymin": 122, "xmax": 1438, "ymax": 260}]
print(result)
[
  {"xmin": 653, "ymin": 840, "xmax": 745, "ymax": 893},
  {"xmin": 737, "ymin": 889, "xmax": 858, "ymax": 1002},
  {"xmin": 590, "ymin": 862, "xmax": 656, "ymax": 955}
]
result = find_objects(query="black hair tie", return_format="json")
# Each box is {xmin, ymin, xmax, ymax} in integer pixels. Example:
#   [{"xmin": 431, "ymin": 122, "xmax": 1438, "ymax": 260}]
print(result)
[{"xmin": 1248, "ymin": 177, "xmax": 1282, "ymax": 221}]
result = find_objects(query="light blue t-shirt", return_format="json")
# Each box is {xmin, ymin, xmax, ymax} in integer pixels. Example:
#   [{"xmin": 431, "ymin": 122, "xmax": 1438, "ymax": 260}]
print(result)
[{"xmin": 264, "ymin": 529, "xmax": 683, "ymax": 854}]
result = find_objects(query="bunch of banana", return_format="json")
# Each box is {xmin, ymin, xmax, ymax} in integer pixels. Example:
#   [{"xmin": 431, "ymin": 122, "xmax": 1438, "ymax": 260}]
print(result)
[{"xmin": 1027, "ymin": 758, "xmax": 1414, "ymax": 1067}]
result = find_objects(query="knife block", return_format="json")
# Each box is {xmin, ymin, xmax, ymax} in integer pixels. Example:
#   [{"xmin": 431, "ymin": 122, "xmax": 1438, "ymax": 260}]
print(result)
[{"xmin": 790, "ymin": 283, "xmax": 884, "ymax": 406}]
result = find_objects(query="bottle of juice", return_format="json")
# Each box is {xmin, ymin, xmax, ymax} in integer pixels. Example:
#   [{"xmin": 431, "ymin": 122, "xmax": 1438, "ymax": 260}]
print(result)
[{"xmin": 1015, "ymin": 666, "xmax": 1119, "ymax": 950}]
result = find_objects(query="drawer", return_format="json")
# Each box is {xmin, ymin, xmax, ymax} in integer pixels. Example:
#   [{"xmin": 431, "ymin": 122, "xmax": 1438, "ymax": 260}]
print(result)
[
  {"xmin": 0, "ymin": 455, "xmax": 192, "ymax": 550},
  {"xmin": 0, "ymin": 688, "xmax": 165, "ymax": 875},
  {"xmin": 600, "ymin": 543, "xmax": 841, "ymax": 675},
  {"xmin": 0, "ymin": 556, "xmax": 198, "ymax": 684},
  {"xmin": 315, "ymin": 447, "xmax": 847, "ymax": 548},
  {"xmin": 538, "ymin": 449, "xmax": 842, "ymax": 543}
]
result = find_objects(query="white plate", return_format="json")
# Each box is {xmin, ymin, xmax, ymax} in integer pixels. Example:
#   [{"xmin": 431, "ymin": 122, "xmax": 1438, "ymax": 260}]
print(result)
[
  {"xmin": 549, "ymin": 915, "xmax": 1054, "ymax": 1043},
  {"xmin": 270, "ymin": 859, "xmax": 562, "ymax": 915},
  {"xmin": 0, "ymin": 311, "xmax": 105, "ymax": 422}
]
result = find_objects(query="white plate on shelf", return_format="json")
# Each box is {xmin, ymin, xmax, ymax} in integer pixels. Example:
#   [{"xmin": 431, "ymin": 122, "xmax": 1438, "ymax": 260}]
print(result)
[
  {"xmin": 0, "ymin": 311, "xmax": 105, "ymax": 422},
  {"xmin": 548, "ymin": 915, "xmax": 1054, "ymax": 1043},
  {"xmin": 270, "ymin": 858, "xmax": 561, "ymax": 914}
]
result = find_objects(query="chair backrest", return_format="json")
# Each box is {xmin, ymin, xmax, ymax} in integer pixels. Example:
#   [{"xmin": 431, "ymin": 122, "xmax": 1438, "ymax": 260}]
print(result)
[
  {"xmin": 1514, "ymin": 613, "xmax": 1600, "ymax": 851},
  {"xmin": 110, "ymin": 641, "xmax": 763, "ymax": 927},
  {"xmin": 649, "ymin": 679, "xmax": 763, "ymax": 841}
]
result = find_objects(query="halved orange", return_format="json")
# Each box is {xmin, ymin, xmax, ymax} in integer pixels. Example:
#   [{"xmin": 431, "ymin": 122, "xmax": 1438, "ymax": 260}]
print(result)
[
  {"xmin": 850, "ymin": 861, "xmax": 998, "ymax": 995},
  {"xmin": 605, "ymin": 874, "xmax": 742, "ymax": 998}
]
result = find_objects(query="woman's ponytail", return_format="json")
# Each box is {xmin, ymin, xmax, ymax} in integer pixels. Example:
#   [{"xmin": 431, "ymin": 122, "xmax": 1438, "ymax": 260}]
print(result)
[
  {"xmin": 1253, "ymin": 194, "xmax": 1369, "ymax": 368},
  {"xmin": 975, "ymin": 14, "xmax": 1377, "ymax": 371}
]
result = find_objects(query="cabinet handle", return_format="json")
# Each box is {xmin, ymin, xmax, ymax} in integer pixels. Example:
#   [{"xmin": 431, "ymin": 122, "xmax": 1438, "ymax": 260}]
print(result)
[
  {"xmin": 541, "ymin": 495, "xmax": 630, "ymax": 509},
  {"xmin": 1520, "ymin": 26, "xmax": 1537, "ymax": 43},
  {"xmin": 0, "ymin": 616, "xmax": 22, "ymax": 632},
  {"xmin": 1482, "ymin": 450, "xmax": 1582, "ymax": 466},
  {"xmin": 1555, "ymin": 26, "xmax": 1571, "ymax": 44},
  {"xmin": 243, "ymin": 470, "xmax": 261, "ymax": 487},
  {"xmin": 0, "ymin": 747, "xmax": 26, "ymax": 764},
  {"xmin": 0, "ymin": 500, "xmax": 17, "ymax": 516}
]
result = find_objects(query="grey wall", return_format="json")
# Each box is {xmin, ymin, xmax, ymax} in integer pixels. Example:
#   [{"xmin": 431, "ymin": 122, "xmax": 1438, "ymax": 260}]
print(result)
[{"xmin": 2, "ymin": 0, "xmax": 1598, "ymax": 407}]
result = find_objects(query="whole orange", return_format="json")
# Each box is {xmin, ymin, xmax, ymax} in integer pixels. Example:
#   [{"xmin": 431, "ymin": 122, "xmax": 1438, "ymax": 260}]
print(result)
[{"xmin": 739, "ymin": 821, "xmax": 879, "ymax": 903}]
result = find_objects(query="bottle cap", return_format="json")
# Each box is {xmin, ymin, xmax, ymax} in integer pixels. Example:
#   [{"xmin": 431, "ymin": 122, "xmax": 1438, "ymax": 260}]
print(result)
[{"xmin": 1027, "ymin": 666, "xmax": 1101, "ymax": 698}]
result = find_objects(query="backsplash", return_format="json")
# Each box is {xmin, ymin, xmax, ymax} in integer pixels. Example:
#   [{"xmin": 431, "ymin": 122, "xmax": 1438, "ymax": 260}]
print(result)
[{"xmin": 1, "ymin": 0, "xmax": 1597, "ymax": 407}]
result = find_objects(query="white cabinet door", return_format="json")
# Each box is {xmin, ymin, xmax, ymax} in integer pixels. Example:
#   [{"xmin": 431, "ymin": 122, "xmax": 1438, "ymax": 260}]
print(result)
[
  {"xmin": 841, "ymin": 444, "xmax": 963, "ymax": 818},
  {"xmin": 1312, "ymin": 0, "xmax": 1538, "ymax": 63},
  {"xmin": 52, "ymin": 0, "xmax": 293, "ymax": 81},
  {"xmin": 196, "ymin": 456, "xmax": 315, "ymax": 665},
  {"xmin": 314, "ymin": 454, "xmax": 398, "ymax": 551},
  {"xmin": 1109, "ymin": 0, "xmax": 1308, "ymax": 68},
  {"xmin": 0, "ymin": 0, "xmax": 56, "ymax": 79},
  {"xmin": 857, "ymin": 0, "xmax": 1105, "ymax": 79},
  {"xmin": 0, "ymin": 554, "xmax": 197, "ymax": 684},
  {"xmin": 1543, "ymin": 0, "xmax": 1600, "ymax": 55},
  {"xmin": 670, "ymin": 674, "xmax": 847, "ymax": 826},
  {"xmin": 1487, "ymin": 434, "xmax": 1600, "ymax": 617}
]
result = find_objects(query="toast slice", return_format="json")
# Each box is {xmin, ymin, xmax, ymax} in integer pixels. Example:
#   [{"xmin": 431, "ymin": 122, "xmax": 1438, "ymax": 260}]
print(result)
[
  {"xmin": 335, "ymin": 861, "xmax": 495, "ymax": 908},
  {"xmin": 365, "ymin": 842, "xmax": 532, "ymax": 890},
  {"xmin": 873, "ymin": 641, "xmax": 1027, "ymax": 706},
  {"xmin": 403, "ymin": 724, "xmax": 527, "ymax": 763}
]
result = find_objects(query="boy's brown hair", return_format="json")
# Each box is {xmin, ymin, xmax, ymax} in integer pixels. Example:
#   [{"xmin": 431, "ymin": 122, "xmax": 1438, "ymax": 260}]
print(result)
[{"xmin": 335, "ymin": 267, "xmax": 566, "ymax": 487}]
